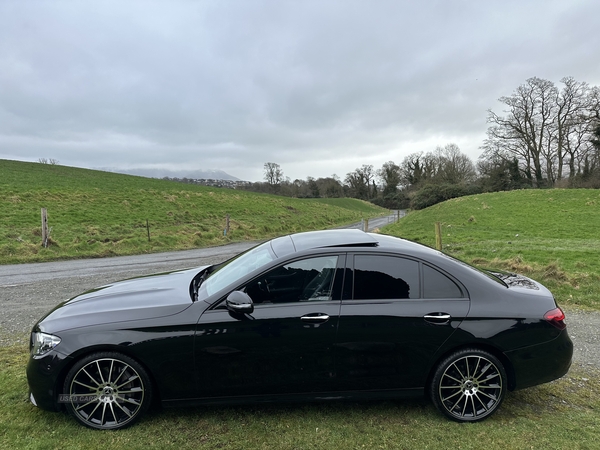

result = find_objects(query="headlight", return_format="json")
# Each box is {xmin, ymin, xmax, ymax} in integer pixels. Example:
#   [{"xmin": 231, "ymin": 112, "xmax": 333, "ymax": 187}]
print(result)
[{"xmin": 31, "ymin": 332, "xmax": 61, "ymax": 356}]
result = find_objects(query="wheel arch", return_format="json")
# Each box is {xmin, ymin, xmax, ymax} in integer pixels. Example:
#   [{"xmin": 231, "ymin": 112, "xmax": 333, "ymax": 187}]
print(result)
[{"xmin": 426, "ymin": 343, "xmax": 516, "ymax": 392}]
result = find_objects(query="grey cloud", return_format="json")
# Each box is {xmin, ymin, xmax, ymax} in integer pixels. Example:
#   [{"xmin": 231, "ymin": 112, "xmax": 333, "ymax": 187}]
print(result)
[{"xmin": 1, "ymin": 0, "xmax": 599, "ymax": 181}]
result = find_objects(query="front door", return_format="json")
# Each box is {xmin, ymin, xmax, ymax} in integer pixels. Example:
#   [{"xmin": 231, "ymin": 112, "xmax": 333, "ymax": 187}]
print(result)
[{"xmin": 194, "ymin": 254, "xmax": 343, "ymax": 397}]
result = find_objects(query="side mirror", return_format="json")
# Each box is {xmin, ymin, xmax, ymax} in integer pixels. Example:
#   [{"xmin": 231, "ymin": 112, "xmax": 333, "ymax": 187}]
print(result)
[{"xmin": 226, "ymin": 291, "xmax": 254, "ymax": 314}]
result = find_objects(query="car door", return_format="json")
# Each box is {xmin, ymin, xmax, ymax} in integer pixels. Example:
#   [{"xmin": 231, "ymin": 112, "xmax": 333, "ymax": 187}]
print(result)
[
  {"xmin": 194, "ymin": 254, "xmax": 344, "ymax": 398},
  {"xmin": 333, "ymin": 253, "xmax": 470, "ymax": 391}
]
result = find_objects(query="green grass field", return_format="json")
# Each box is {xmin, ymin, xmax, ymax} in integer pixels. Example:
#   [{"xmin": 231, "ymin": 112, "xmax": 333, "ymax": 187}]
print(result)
[
  {"xmin": 383, "ymin": 189, "xmax": 600, "ymax": 310},
  {"xmin": 0, "ymin": 159, "xmax": 384, "ymax": 264}
]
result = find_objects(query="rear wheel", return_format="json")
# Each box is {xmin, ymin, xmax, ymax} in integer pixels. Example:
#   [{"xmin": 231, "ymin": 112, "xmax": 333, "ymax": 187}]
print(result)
[
  {"xmin": 430, "ymin": 348, "xmax": 506, "ymax": 422},
  {"xmin": 63, "ymin": 352, "xmax": 152, "ymax": 430}
]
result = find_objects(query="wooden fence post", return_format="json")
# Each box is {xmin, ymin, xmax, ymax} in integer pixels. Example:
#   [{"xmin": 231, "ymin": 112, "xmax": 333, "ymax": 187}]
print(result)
[
  {"xmin": 435, "ymin": 222, "xmax": 442, "ymax": 250},
  {"xmin": 224, "ymin": 214, "xmax": 230, "ymax": 236},
  {"xmin": 146, "ymin": 219, "xmax": 151, "ymax": 242},
  {"xmin": 364, "ymin": 218, "xmax": 369, "ymax": 232},
  {"xmin": 41, "ymin": 208, "xmax": 49, "ymax": 248}
]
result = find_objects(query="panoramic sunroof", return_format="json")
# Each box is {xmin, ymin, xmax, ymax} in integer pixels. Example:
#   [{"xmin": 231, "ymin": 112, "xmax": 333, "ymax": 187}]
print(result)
[{"xmin": 290, "ymin": 229, "xmax": 378, "ymax": 252}]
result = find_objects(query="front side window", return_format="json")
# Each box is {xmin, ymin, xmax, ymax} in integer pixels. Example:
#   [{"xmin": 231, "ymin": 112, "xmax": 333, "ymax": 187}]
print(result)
[
  {"xmin": 245, "ymin": 255, "xmax": 339, "ymax": 305},
  {"xmin": 353, "ymin": 255, "xmax": 420, "ymax": 300}
]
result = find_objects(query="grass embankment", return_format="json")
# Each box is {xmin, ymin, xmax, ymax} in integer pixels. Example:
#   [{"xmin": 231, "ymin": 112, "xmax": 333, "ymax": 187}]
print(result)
[
  {"xmin": 1, "ymin": 345, "xmax": 598, "ymax": 449},
  {"xmin": 0, "ymin": 160, "xmax": 384, "ymax": 264},
  {"xmin": 383, "ymin": 189, "xmax": 600, "ymax": 310}
]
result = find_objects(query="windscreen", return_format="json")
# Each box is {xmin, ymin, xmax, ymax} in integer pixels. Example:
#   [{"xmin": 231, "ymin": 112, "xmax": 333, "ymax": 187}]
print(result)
[{"xmin": 198, "ymin": 241, "xmax": 276, "ymax": 299}]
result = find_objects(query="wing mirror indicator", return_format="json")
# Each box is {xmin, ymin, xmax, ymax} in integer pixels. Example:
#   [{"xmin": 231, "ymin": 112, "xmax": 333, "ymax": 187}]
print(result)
[{"xmin": 226, "ymin": 291, "xmax": 254, "ymax": 314}]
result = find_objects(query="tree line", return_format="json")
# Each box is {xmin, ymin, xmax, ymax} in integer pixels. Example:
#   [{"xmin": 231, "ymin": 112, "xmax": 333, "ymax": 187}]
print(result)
[
  {"xmin": 482, "ymin": 77, "xmax": 600, "ymax": 188},
  {"xmin": 242, "ymin": 76, "xmax": 600, "ymax": 209}
]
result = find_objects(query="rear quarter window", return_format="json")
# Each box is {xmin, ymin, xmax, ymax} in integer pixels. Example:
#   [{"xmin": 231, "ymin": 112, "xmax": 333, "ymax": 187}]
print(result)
[{"xmin": 422, "ymin": 264, "xmax": 464, "ymax": 298}]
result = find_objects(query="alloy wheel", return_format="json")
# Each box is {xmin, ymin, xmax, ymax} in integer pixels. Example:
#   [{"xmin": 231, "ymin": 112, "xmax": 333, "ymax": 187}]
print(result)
[
  {"xmin": 64, "ymin": 354, "xmax": 150, "ymax": 430},
  {"xmin": 432, "ymin": 349, "xmax": 506, "ymax": 422}
]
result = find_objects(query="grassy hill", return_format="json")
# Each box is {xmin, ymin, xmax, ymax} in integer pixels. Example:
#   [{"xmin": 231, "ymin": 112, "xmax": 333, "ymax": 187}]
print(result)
[
  {"xmin": 383, "ymin": 189, "xmax": 600, "ymax": 309},
  {"xmin": 0, "ymin": 159, "xmax": 385, "ymax": 264}
]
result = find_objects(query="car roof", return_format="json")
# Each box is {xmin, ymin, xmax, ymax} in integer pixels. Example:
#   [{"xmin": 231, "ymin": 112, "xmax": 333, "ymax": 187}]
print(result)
[
  {"xmin": 271, "ymin": 229, "xmax": 440, "ymax": 258},
  {"xmin": 270, "ymin": 229, "xmax": 439, "ymax": 259},
  {"xmin": 270, "ymin": 229, "xmax": 377, "ymax": 257}
]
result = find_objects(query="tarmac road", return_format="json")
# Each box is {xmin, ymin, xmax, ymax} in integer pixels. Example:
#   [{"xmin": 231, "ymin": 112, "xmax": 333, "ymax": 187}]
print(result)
[{"xmin": 341, "ymin": 210, "xmax": 406, "ymax": 230}]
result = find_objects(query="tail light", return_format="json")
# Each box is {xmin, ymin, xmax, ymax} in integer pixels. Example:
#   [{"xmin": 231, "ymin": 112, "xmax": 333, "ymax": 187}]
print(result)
[{"xmin": 544, "ymin": 307, "xmax": 566, "ymax": 330}]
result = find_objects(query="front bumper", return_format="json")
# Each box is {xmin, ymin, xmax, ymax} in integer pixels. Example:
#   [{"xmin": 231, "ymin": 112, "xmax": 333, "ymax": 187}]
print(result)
[{"xmin": 26, "ymin": 350, "xmax": 73, "ymax": 412}]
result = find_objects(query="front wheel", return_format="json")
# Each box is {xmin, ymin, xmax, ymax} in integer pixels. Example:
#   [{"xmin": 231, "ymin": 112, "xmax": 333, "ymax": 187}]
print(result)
[
  {"xmin": 63, "ymin": 352, "xmax": 152, "ymax": 430},
  {"xmin": 430, "ymin": 348, "xmax": 506, "ymax": 422}
]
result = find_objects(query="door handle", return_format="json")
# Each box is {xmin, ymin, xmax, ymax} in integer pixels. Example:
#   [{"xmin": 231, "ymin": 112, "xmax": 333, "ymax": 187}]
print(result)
[
  {"xmin": 424, "ymin": 313, "xmax": 451, "ymax": 324},
  {"xmin": 301, "ymin": 313, "xmax": 330, "ymax": 323}
]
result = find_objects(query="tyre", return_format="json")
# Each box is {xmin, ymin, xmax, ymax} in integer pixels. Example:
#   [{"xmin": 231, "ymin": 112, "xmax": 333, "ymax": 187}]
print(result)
[
  {"xmin": 63, "ymin": 352, "xmax": 152, "ymax": 430},
  {"xmin": 430, "ymin": 348, "xmax": 506, "ymax": 422}
]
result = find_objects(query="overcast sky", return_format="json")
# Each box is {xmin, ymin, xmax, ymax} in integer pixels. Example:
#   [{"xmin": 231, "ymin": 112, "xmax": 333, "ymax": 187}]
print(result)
[{"xmin": 1, "ymin": 1, "xmax": 599, "ymax": 182}]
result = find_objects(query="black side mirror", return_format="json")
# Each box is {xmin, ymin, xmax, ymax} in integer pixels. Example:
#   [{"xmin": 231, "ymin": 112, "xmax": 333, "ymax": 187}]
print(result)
[{"xmin": 226, "ymin": 291, "xmax": 254, "ymax": 314}]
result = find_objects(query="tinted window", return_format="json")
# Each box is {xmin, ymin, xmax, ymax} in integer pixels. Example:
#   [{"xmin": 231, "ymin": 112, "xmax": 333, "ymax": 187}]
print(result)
[
  {"xmin": 245, "ymin": 256, "xmax": 339, "ymax": 304},
  {"xmin": 353, "ymin": 255, "xmax": 420, "ymax": 300},
  {"xmin": 423, "ymin": 265, "xmax": 464, "ymax": 298}
]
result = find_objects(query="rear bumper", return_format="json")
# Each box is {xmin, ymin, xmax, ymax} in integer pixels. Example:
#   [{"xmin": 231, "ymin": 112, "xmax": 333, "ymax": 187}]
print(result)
[{"xmin": 506, "ymin": 328, "xmax": 573, "ymax": 390}]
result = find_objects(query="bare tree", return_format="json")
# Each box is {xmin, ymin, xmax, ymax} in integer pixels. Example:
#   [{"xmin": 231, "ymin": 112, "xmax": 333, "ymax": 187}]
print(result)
[
  {"xmin": 486, "ymin": 77, "xmax": 558, "ymax": 186},
  {"xmin": 553, "ymin": 78, "xmax": 590, "ymax": 179},
  {"xmin": 263, "ymin": 162, "xmax": 284, "ymax": 192},
  {"xmin": 483, "ymin": 77, "xmax": 600, "ymax": 186},
  {"xmin": 38, "ymin": 158, "xmax": 60, "ymax": 165},
  {"xmin": 434, "ymin": 144, "xmax": 477, "ymax": 184}
]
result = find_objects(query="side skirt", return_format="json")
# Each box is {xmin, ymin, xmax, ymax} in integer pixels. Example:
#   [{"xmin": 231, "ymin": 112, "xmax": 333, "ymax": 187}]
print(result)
[{"xmin": 162, "ymin": 387, "xmax": 425, "ymax": 408}]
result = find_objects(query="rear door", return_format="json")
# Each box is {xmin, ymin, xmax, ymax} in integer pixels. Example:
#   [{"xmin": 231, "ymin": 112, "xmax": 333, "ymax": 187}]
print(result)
[{"xmin": 333, "ymin": 253, "xmax": 470, "ymax": 391}]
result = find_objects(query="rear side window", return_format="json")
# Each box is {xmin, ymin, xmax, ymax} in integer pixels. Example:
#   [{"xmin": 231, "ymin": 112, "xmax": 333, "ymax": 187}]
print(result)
[
  {"xmin": 351, "ymin": 255, "xmax": 465, "ymax": 300},
  {"xmin": 353, "ymin": 255, "xmax": 420, "ymax": 299},
  {"xmin": 422, "ymin": 264, "xmax": 464, "ymax": 298}
]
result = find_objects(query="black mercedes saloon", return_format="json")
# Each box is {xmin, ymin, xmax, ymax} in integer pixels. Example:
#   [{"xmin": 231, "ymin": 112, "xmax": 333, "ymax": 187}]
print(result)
[{"xmin": 27, "ymin": 229, "xmax": 573, "ymax": 429}]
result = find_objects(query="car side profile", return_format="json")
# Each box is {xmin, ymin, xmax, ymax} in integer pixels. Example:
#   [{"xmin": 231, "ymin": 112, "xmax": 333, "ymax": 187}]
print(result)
[{"xmin": 27, "ymin": 229, "xmax": 573, "ymax": 429}]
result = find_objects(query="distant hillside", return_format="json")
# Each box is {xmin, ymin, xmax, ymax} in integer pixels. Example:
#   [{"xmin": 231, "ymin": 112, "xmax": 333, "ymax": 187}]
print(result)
[
  {"xmin": 100, "ymin": 167, "xmax": 241, "ymax": 181},
  {"xmin": 0, "ymin": 159, "xmax": 384, "ymax": 264}
]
